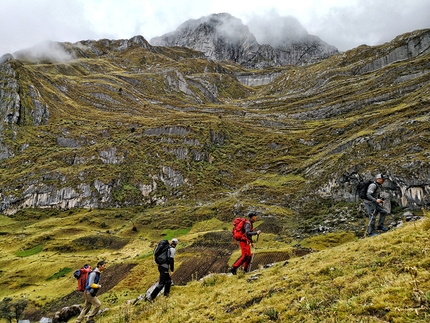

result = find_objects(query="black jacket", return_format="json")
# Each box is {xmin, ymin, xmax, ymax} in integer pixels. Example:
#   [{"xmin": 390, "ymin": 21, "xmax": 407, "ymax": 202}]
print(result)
[{"xmin": 244, "ymin": 221, "xmax": 258, "ymax": 242}]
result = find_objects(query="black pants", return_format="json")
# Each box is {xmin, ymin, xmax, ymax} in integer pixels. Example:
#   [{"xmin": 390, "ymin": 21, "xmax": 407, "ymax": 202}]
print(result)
[{"xmin": 150, "ymin": 265, "xmax": 172, "ymax": 299}]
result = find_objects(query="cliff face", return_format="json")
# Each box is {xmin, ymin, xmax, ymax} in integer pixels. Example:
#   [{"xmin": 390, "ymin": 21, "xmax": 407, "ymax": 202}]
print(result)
[
  {"xmin": 0, "ymin": 25, "xmax": 429, "ymax": 217},
  {"xmin": 150, "ymin": 13, "xmax": 338, "ymax": 68}
]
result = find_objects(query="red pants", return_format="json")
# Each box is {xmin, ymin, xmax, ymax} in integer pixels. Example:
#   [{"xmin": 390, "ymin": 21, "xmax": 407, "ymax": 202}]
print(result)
[{"xmin": 232, "ymin": 240, "xmax": 252, "ymax": 272}]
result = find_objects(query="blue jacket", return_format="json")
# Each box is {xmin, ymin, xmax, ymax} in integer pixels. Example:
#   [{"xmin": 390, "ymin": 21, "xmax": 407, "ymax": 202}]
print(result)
[{"xmin": 86, "ymin": 268, "xmax": 101, "ymax": 295}]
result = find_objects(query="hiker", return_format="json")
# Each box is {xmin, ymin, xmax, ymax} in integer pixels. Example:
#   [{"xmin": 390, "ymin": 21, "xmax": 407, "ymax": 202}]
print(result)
[
  {"xmin": 76, "ymin": 260, "xmax": 106, "ymax": 323},
  {"xmin": 74, "ymin": 264, "xmax": 92, "ymax": 293},
  {"xmin": 365, "ymin": 174, "xmax": 389, "ymax": 237},
  {"xmin": 230, "ymin": 212, "xmax": 261, "ymax": 274},
  {"xmin": 149, "ymin": 238, "xmax": 178, "ymax": 300}
]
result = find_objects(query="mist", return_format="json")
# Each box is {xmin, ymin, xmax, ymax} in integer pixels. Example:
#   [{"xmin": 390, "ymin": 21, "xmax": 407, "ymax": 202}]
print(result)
[
  {"xmin": 13, "ymin": 41, "xmax": 76, "ymax": 63},
  {"xmin": 247, "ymin": 12, "xmax": 309, "ymax": 47}
]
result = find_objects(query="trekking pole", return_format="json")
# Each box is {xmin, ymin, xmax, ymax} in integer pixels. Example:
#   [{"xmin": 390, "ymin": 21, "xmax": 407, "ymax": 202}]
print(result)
[
  {"xmin": 365, "ymin": 210, "xmax": 376, "ymax": 238},
  {"xmin": 248, "ymin": 234, "xmax": 259, "ymax": 273}
]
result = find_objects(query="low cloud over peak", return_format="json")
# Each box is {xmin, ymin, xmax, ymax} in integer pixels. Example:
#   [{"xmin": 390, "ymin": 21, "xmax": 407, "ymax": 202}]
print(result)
[
  {"xmin": 247, "ymin": 12, "xmax": 308, "ymax": 47},
  {"xmin": 14, "ymin": 41, "xmax": 76, "ymax": 63}
]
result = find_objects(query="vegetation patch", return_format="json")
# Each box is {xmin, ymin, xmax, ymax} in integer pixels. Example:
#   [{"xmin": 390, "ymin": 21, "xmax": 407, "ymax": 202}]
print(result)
[
  {"xmin": 188, "ymin": 218, "xmax": 225, "ymax": 234},
  {"xmin": 72, "ymin": 235, "xmax": 129, "ymax": 250},
  {"xmin": 46, "ymin": 267, "xmax": 73, "ymax": 281},
  {"xmin": 160, "ymin": 228, "xmax": 190, "ymax": 240},
  {"xmin": 15, "ymin": 244, "xmax": 43, "ymax": 257}
]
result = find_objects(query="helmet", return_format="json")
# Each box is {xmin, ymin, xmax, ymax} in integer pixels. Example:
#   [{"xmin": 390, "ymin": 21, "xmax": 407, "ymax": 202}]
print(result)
[{"xmin": 171, "ymin": 238, "xmax": 179, "ymax": 245}]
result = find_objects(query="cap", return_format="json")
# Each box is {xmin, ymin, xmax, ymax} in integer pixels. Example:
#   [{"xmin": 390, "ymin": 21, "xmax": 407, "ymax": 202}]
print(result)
[
  {"xmin": 376, "ymin": 174, "xmax": 386, "ymax": 180},
  {"xmin": 171, "ymin": 238, "xmax": 178, "ymax": 245},
  {"xmin": 248, "ymin": 211, "xmax": 257, "ymax": 217}
]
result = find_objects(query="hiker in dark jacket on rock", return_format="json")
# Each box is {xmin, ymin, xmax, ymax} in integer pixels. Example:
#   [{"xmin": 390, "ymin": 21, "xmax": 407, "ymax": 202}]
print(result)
[
  {"xmin": 149, "ymin": 238, "xmax": 178, "ymax": 300},
  {"xmin": 76, "ymin": 260, "xmax": 106, "ymax": 323},
  {"xmin": 365, "ymin": 174, "xmax": 389, "ymax": 237},
  {"xmin": 230, "ymin": 212, "xmax": 261, "ymax": 274}
]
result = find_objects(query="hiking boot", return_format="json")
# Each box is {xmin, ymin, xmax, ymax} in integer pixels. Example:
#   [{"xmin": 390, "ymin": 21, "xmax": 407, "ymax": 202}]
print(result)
[
  {"xmin": 368, "ymin": 232, "xmax": 380, "ymax": 237},
  {"xmin": 230, "ymin": 267, "xmax": 237, "ymax": 275},
  {"xmin": 145, "ymin": 296, "xmax": 154, "ymax": 303},
  {"xmin": 377, "ymin": 226, "xmax": 389, "ymax": 232}
]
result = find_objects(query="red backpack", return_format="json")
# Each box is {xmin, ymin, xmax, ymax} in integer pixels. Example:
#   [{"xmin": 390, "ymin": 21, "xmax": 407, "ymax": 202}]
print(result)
[
  {"xmin": 73, "ymin": 265, "xmax": 92, "ymax": 292},
  {"xmin": 232, "ymin": 218, "xmax": 250, "ymax": 242}
]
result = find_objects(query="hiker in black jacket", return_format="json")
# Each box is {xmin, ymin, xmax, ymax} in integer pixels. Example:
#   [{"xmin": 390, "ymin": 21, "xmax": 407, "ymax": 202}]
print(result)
[
  {"xmin": 230, "ymin": 212, "xmax": 261, "ymax": 275},
  {"xmin": 149, "ymin": 238, "xmax": 178, "ymax": 300},
  {"xmin": 364, "ymin": 174, "xmax": 389, "ymax": 237}
]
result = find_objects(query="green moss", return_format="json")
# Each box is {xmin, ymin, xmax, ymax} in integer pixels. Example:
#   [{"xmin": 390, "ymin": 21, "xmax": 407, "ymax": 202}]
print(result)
[
  {"xmin": 15, "ymin": 244, "xmax": 43, "ymax": 257},
  {"xmin": 46, "ymin": 267, "xmax": 73, "ymax": 281},
  {"xmin": 160, "ymin": 228, "xmax": 190, "ymax": 240}
]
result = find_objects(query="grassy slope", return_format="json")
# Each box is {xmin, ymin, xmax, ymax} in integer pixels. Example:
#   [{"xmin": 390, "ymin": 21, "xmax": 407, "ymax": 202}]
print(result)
[
  {"xmin": 108, "ymin": 214, "xmax": 430, "ymax": 323},
  {"xmin": 0, "ymin": 210, "xmax": 429, "ymax": 322}
]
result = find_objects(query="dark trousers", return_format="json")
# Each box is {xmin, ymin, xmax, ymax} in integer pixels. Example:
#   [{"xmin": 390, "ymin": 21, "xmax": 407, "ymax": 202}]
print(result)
[
  {"xmin": 150, "ymin": 265, "xmax": 172, "ymax": 299},
  {"xmin": 365, "ymin": 202, "xmax": 388, "ymax": 234},
  {"xmin": 232, "ymin": 240, "xmax": 252, "ymax": 272}
]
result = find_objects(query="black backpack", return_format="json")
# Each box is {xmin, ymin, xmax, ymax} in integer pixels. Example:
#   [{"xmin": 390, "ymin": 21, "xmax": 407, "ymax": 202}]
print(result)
[
  {"xmin": 356, "ymin": 180, "xmax": 372, "ymax": 200},
  {"xmin": 154, "ymin": 240, "xmax": 170, "ymax": 265}
]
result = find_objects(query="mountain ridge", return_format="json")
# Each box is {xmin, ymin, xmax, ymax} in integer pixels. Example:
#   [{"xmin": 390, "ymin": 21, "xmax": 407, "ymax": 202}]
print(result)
[{"xmin": 0, "ymin": 26, "xmax": 429, "ymax": 230}]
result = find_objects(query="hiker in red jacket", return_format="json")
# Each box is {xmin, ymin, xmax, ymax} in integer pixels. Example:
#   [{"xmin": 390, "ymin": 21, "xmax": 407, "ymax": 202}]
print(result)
[{"xmin": 230, "ymin": 212, "xmax": 261, "ymax": 274}]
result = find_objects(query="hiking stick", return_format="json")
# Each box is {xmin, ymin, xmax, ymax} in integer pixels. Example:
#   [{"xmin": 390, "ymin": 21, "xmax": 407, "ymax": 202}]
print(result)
[
  {"xmin": 365, "ymin": 209, "xmax": 376, "ymax": 237},
  {"xmin": 248, "ymin": 248, "xmax": 255, "ymax": 273},
  {"xmin": 247, "ymin": 234, "xmax": 259, "ymax": 272}
]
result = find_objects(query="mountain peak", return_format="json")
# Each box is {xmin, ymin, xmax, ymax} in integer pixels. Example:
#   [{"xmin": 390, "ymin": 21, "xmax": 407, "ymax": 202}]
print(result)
[{"xmin": 150, "ymin": 13, "xmax": 338, "ymax": 68}]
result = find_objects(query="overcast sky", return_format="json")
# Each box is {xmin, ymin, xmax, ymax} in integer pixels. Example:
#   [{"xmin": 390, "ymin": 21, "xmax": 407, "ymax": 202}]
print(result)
[{"xmin": 1, "ymin": 0, "xmax": 429, "ymax": 56}]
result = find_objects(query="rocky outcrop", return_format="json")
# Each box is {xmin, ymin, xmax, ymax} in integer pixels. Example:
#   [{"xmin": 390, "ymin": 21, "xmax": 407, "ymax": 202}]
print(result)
[
  {"xmin": 52, "ymin": 305, "xmax": 81, "ymax": 323},
  {"xmin": 1, "ymin": 178, "xmax": 164, "ymax": 215},
  {"xmin": 357, "ymin": 29, "xmax": 430, "ymax": 74},
  {"xmin": 0, "ymin": 59, "xmax": 50, "ymax": 160},
  {"xmin": 317, "ymin": 173, "xmax": 430, "ymax": 209},
  {"xmin": 150, "ymin": 13, "xmax": 338, "ymax": 68},
  {"xmin": 0, "ymin": 61, "xmax": 21, "ymax": 125},
  {"xmin": 235, "ymin": 71, "xmax": 284, "ymax": 86},
  {"xmin": 0, "ymin": 60, "xmax": 21, "ymax": 159}
]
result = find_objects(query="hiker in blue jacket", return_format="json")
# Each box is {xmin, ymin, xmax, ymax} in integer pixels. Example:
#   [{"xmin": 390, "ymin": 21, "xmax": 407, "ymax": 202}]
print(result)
[
  {"xmin": 364, "ymin": 174, "xmax": 389, "ymax": 237},
  {"xmin": 76, "ymin": 260, "xmax": 106, "ymax": 323},
  {"xmin": 149, "ymin": 238, "xmax": 178, "ymax": 300}
]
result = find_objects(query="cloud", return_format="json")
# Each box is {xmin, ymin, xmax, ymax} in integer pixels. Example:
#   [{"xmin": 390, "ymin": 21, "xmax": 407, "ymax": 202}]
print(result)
[
  {"xmin": 0, "ymin": 0, "xmax": 99, "ymax": 55},
  {"xmin": 247, "ymin": 11, "xmax": 308, "ymax": 47},
  {"xmin": 14, "ymin": 41, "xmax": 76, "ymax": 63},
  {"xmin": 304, "ymin": 0, "xmax": 430, "ymax": 51}
]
